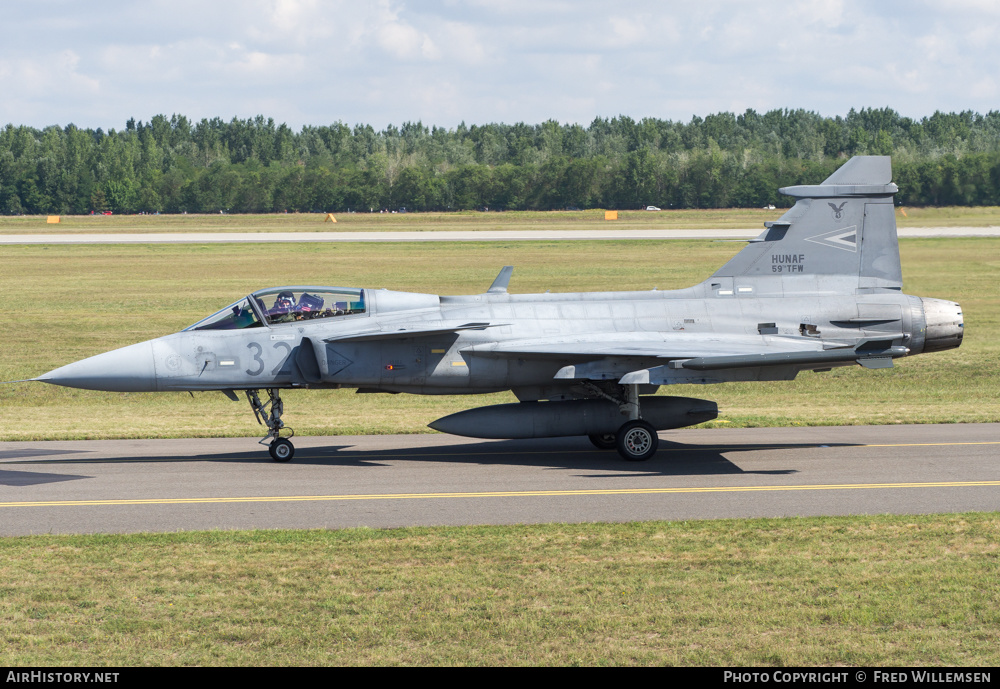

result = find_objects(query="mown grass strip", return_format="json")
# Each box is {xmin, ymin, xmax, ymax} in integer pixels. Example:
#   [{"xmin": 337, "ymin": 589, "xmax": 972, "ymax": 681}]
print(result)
[{"xmin": 1, "ymin": 514, "xmax": 997, "ymax": 666}]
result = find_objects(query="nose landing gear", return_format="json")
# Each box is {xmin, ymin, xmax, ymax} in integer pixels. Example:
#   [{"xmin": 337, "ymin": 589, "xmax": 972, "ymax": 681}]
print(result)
[{"xmin": 247, "ymin": 388, "xmax": 295, "ymax": 462}]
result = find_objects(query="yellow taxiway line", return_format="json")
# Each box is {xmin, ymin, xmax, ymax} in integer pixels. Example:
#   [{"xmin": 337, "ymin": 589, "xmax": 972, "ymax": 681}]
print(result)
[{"xmin": 2, "ymin": 480, "xmax": 999, "ymax": 509}]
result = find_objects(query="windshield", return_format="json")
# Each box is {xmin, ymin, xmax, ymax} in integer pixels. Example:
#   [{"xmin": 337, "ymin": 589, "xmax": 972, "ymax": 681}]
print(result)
[
  {"xmin": 185, "ymin": 297, "xmax": 264, "ymax": 331},
  {"xmin": 253, "ymin": 287, "xmax": 366, "ymax": 325}
]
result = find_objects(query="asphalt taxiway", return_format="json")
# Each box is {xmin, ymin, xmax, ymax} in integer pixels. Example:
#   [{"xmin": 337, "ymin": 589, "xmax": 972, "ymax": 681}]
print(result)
[{"xmin": 1, "ymin": 424, "xmax": 997, "ymax": 535}]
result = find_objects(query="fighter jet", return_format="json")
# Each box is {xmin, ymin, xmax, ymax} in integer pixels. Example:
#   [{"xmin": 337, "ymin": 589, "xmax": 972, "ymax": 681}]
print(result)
[{"xmin": 28, "ymin": 156, "xmax": 963, "ymax": 461}]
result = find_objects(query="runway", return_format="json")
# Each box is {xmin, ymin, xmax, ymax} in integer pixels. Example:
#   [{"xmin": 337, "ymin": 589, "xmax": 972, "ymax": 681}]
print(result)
[
  {"xmin": 1, "ymin": 227, "xmax": 998, "ymax": 244},
  {"xmin": 1, "ymin": 424, "xmax": 997, "ymax": 535}
]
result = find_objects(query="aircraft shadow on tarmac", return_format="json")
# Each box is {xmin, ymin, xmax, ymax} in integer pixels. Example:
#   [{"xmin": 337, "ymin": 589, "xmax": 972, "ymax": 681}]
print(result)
[
  {"xmin": 0, "ymin": 449, "xmax": 95, "ymax": 486},
  {"xmin": 1, "ymin": 437, "xmax": 864, "ymax": 478},
  {"xmin": 0, "ymin": 469, "xmax": 92, "ymax": 487}
]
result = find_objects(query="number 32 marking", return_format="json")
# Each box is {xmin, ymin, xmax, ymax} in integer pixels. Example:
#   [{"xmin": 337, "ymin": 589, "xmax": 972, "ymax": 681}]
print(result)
[{"xmin": 246, "ymin": 342, "xmax": 293, "ymax": 376}]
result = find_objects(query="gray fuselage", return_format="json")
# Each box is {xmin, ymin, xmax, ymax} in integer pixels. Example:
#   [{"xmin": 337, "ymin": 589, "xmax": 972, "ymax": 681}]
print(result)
[{"xmin": 72, "ymin": 281, "xmax": 957, "ymax": 400}]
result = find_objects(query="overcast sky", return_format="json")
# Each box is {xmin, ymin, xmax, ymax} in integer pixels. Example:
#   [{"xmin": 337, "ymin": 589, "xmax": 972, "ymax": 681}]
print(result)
[{"xmin": 2, "ymin": 0, "xmax": 998, "ymax": 131}]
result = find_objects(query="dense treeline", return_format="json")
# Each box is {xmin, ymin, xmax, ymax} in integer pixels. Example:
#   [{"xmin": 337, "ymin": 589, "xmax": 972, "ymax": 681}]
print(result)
[{"xmin": 3, "ymin": 108, "xmax": 1000, "ymax": 214}]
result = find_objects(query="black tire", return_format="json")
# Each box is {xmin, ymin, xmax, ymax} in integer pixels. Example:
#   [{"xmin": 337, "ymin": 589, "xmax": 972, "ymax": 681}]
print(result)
[
  {"xmin": 615, "ymin": 420, "xmax": 658, "ymax": 461},
  {"xmin": 269, "ymin": 438, "xmax": 295, "ymax": 462},
  {"xmin": 588, "ymin": 433, "xmax": 617, "ymax": 450}
]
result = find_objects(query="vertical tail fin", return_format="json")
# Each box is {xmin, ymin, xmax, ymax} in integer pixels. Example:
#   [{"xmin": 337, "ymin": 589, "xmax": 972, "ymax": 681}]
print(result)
[{"xmin": 712, "ymin": 156, "xmax": 901, "ymax": 294}]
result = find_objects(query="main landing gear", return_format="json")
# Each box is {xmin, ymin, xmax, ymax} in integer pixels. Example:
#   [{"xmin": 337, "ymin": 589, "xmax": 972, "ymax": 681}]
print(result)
[
  {"xmin": 247, "ymin": 388, "xmax": 295, "ymax": 462},
  {"xmin": 584, "ymin": 383, "xmax": 660, "ymax": 461}
]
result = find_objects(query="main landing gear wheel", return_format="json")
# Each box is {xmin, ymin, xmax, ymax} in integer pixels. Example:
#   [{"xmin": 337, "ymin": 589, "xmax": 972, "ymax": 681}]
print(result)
[
  {"xmin": 588, "ymin": 433, "xmax": 617, "ymax": 450},
  {"xmin": 269, "ymin": 437, "xmax": 294, "ymax": 462},
  {"xmin": 616, "ymin": 420, "xmax": 659, "ymax": 461}
]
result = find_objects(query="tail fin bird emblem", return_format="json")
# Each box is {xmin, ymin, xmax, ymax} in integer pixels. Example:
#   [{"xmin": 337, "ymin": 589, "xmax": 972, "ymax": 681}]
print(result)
[{"xmin": 828, "ymin": 201, "xmax": 847, "ymax": 219}]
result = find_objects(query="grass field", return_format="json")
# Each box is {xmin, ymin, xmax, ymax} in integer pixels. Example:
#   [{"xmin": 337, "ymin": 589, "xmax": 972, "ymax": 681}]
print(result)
[
  {"xmin": 2, "ymin": 205, "xmax": 1000, "ymax": 234},
  {"xmin": 1, "ymin": 237, "xmax": 996, "ymax": 441},
  {"xmin": 1, "ymin": 514, "xmax": 998, "ymax": 666}
]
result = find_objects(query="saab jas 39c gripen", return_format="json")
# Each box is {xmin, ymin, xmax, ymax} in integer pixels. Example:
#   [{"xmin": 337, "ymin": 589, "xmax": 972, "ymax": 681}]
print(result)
[{"xmin": 28, "ymin": 156, "xmax": 963, "ymax": 462}]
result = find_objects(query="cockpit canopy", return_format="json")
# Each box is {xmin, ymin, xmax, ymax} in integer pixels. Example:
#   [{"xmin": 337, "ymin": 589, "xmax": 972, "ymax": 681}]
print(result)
[
  {"xmin": 185, "ymin": 287, "xmax": 366, "ymax": 331},
  {"xmin": 253, "ymin": 287, "xmax": 366, "ymax": 325}
]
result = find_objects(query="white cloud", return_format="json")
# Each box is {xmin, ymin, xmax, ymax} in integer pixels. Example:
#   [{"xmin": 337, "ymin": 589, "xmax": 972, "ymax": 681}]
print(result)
[
  {"xmin": 0, "ymin": 50, "xmax": 99, "ymax": 98},
  {"xmin": 438, "ymin": 21, "xmax": 488, "ymax": 64},
  {"xmin": 966, "ymin": 24, "xmax": 999, "ymax": 49},
  {"xmin": 1, "ymin": 1, "xmax": 999, "ymax": 129},
  {"xmin": 935, "ymin": 0, "xmax": 1000, "ymax": 15},
  {"xmin": 226, "ymin": 50, "xmax": 309, "ymax": 78},
  {"xmin": 268, "ymin": 0, "xmax": 320, "ymax": 32},
  {"xmin": 970, "ymin": 76, "xmax": 997, "ymax": 99},
  {"xmin": 789, "ymin": 0, "xmax": 847, "ymax": 28},
  {"xmin": 376, "ymin": 20, "xmax": 441, "ymax": 60}
]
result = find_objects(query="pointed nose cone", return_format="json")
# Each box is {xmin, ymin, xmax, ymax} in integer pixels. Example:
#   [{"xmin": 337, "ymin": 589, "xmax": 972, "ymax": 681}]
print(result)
[{"xmin": 38, "ymin": 341, "xmax": 158, "ymax": 392}]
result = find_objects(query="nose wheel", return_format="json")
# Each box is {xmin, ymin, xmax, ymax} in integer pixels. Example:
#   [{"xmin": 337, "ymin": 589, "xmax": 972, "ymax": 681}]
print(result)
[
  {"xmin": 247, "ymin": 388, "xmax": 296, "ymax": 462},
  {"xmin": 269, "ymin": 437, "xmax": 295, "ymax": 462}
]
